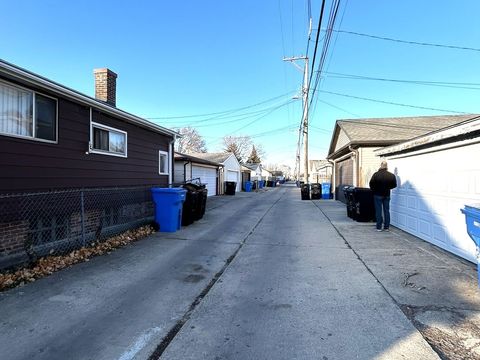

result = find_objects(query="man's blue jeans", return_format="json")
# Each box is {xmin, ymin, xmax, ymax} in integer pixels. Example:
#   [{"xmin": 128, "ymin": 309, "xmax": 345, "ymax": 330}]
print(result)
[{"xmin": 374, "ymin": 195, "xmax": 390, "ymax": 230}]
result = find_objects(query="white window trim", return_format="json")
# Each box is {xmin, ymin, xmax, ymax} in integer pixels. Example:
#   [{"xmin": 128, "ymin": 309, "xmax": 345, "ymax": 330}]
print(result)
[
  {"xmin": 159, "ymin": 150, "xmax": 169, "ymax": 175},
  {"xmin": 0, "ymin": 78, "xmax": 58, "ymax": 144},
  {"xmin": 89, "ymin": 111, "xmax": 128, "ymax": 158}
]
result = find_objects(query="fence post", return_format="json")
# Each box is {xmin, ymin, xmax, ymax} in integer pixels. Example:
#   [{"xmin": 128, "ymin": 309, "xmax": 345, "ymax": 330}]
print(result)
[{"xmin": 80, "ymin": 190, "xmax": 86, "ymax": 247}]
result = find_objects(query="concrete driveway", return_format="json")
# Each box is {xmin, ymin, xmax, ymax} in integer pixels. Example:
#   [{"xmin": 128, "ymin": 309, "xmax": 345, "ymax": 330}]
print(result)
[{"xmin": 1, "ymin": 183, "xmax": 478, "ymax": 359}]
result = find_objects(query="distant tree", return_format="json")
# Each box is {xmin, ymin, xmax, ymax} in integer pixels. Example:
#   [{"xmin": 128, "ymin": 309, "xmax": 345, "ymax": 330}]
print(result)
[
  {"xmin": 222, "ymin": 136, "xmax": 252, "ymax": 163},
  {"xmin": 174, "ymin": 127, "xmax": 207, "ymax": 154},
  {"xmin": 246, "ymin": 145, "xmax": 261, "ymax": 164}
]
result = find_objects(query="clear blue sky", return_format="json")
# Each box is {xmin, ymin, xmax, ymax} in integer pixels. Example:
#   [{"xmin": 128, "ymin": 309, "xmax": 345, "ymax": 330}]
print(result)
[{"xmin": 2, "ymin": 1, "xmax": 480, "ymax": 168}]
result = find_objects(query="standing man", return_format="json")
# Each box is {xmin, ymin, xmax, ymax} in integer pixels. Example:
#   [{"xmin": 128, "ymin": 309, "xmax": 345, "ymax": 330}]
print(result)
[{"xmin": 369, "ymin": 161, "xmax": 397, "ymax": 231}]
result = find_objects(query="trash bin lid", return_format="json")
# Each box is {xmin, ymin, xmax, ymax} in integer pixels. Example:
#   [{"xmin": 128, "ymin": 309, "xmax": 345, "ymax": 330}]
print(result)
[
  {"xmin": 463, "ymin": 204, "xmax": 480, "ymax": 216},
  {"xmin": 466, "ymin": 203, "xmax": 480, "ymax": 210},
  {"xmin": 151, "ymin": 187, "xmax": 187, "ymax": 194}
]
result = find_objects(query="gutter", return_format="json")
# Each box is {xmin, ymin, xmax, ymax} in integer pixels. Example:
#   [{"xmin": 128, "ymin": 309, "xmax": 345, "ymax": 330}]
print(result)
[{"xmin": 0, "ymin": 59, "xmax": 179, "ymax": 138}]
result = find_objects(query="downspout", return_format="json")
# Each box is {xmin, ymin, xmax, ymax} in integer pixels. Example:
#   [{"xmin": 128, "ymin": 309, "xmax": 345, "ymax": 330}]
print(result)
[
  {"xmin": 349, "ymin": 145, "xmax": 359, "ymax": 187},
  {"xmin": 183, "ymin": 160, "xmax": 191, "ymax": 183},
  {"xmin": 168, "ymin": 135, "xmax": 176, "ymax": 187},
  {"xmin": 327, "ymin": 159, "xmax": 335, "ymax": 197}
]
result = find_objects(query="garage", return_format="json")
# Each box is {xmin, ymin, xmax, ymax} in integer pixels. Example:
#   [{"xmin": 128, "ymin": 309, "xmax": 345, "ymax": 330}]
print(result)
[
  {"xmin": 192, "ymin": 165, "xmax": 217, "ymax": 197},
  {"xmin": 378, "ymin": 118, "xmax": 480, "ymax": 263},
  {"xmin": 174, "ymin": 152, "xmax": 221, "ymax": 197},
  {"xmin": 226, "ymin": 169, "xmax": 240, "ymax": 191}
]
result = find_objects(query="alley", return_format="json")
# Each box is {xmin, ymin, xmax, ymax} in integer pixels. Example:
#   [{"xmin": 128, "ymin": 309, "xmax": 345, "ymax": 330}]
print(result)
[{"xmin": 1, "ymin": 184, "xmax": 478, "ymax": 359}]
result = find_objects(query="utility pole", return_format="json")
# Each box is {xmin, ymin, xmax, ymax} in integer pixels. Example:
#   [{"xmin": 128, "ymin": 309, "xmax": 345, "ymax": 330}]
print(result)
[{"xmin": 283, "ymin": 56, "xmax": 309, "ymax": 183}]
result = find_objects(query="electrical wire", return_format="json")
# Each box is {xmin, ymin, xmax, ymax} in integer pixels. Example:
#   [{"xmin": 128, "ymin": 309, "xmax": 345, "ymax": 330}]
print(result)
[
  {"xmin": 323, "ymin": 71, "xmax": 480, "ymax": 90},
  {"xmin": 227, "ymin": 100, "xmax": 296, "ymax": 134},
  {"xmin": 333, "ymin": 29, "xmax": 480, "ymax": 52},
  {"xmin": 145, "ymin": 90, "xmax": 295, "ymax": 121},
  {"xmin": 308, "ymin": 0, "xmax": 327, "ymax": 87},
  {"xmin": 319, "ymin": 90, "xmax": 468, "ymax": 114}
]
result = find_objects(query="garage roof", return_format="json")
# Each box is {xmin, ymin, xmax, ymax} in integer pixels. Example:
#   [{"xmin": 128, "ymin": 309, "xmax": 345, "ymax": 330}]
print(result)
[
  {"xmin": 189, "ymin": 152, "xmax": 236, "ymax": 165},
  {"xmin": 327, "ymin": 114, "xmax": 478, "ymax": 159},
  {"xmin": 174, "ymin": 152, "xmax": 223, "ymax": 167},
  {"xmin": 377, "ymin": 115, "xmax": 480, "ymax": 156}
]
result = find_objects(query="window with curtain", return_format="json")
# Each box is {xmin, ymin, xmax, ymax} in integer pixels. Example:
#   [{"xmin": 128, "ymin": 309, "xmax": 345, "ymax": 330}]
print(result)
[{"xmin": 0, "ymin": 80, "xmax": 57, "ymax": 142}]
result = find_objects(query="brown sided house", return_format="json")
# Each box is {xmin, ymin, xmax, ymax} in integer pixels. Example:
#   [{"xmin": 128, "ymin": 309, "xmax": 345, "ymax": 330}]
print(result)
[
  {"xmin": 326, "ymin": 115, "xmax": 476, "ymax": 202},
  {"xmin": 0, "ymin": 59, "xmax": 178, "ymax": 268}
]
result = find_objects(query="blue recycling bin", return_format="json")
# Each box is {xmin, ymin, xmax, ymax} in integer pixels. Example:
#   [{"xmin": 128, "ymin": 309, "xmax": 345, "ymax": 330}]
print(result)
[
  {"xmin": 245, "ymin": 181, "xmax": 252, "ymax": 192},
  {"xmin": 461, "ymin": 204, "xmax": 480, "ymax": 286},
  {"xmin": 151, "ymin": 187, "xmax": 187, "ymax": 232},
  {"xmin": 321, "ymin": 183, "xmax": 331, "ymax": 199},
  {"xmin": 258, "ymin": 180, "xmax": 264, "ymax": 189}
]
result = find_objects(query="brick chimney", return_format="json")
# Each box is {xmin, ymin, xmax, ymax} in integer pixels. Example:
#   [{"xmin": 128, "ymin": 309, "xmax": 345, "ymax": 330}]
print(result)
[{"xmin": 94, "ymin": 68, "xmax": 117, "ymax": 106}]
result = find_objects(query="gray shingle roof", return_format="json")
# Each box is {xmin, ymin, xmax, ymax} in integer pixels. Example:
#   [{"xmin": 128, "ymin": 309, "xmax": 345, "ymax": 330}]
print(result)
[
  {"xmin": 174, "ymin": 152, "xmax": 222, "ymax": 167},
  {"xmin": 338, "ymin": 114, "xmax": 477, "ymax": 142},
  {"xmin": 189, "ymin": 152, "xmax": 234, "ymax": 164},
  {"xmin": 328, "ymin": 114, "xmax": 479, "ymax": 158}
]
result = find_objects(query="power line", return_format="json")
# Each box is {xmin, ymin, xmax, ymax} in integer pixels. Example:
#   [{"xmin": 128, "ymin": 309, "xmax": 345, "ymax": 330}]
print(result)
[
  {"xmin": 323, "ymin": 71, "xmax": 480, "ymax": 90},
  {"xmin": 309, "ymin": 0, "xmax": 341, "ymax": 109},
  {"xmin": 145, "ymin": 91, "xmax": 295, "ymax": 121},
  {"xmin": 227, "ymin": 100, "xmax": 295, "ymax": 134},
  {"xmin": 317, "ymin": 98, "xmax": 361, "ymax": 117},
  {"xmin": 319, "ymin": 90, "xmax": 468, "ymax": 114},
  {"xmin": 180, "ymin": 100, "xmax": 296, "ymax": 129},
  {"xmin": 334, "ymin": 29, "xmax": 480, "ymax": 52},
  {"xmin": 308, "ymin": 0, "xmax": 326, "ymax": 87}
]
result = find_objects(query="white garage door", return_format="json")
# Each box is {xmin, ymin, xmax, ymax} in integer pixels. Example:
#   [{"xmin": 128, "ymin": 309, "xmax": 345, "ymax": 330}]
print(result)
[
  {"xmin": 226, "ymin": 170, "xmax": 240, "ymax": 191},
  {"xmin": 388, "ymin": 143, "xmax": 480, "ymax": 263},
  {"xmin": 192, "ymin": 165, "xmax": 217, "ymax": 197}
]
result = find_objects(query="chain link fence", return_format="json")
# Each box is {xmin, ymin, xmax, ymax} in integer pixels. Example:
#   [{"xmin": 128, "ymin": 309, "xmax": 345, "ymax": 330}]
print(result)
[{"xmin": 0, "ymin": 186, "xmax": 156, "ymax": 270}]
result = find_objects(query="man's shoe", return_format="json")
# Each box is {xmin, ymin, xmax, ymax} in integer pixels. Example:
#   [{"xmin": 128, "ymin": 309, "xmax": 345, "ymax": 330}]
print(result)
[{"xmin": 376, "ymin": 229, "xmax": 383, "ymax": 232}]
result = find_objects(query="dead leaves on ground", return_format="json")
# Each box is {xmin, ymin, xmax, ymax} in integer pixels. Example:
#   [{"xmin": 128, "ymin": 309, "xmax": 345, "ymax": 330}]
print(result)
[{"xmin": 0, "ymin": 225, "xmax": 155, "ymax": 292}]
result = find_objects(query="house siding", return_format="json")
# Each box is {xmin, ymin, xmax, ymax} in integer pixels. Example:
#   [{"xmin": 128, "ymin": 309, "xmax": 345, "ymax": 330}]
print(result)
[
  {"xmin": 358, "ymin": 147, "xmax": 382, "ymax": 188},
  {"xmin": 0, "ymin": 86, "xmax": 171, "ymax": 193},
  {"xmin": 333, "ymin": 129, "xmax": 350, "ymax": 154}
]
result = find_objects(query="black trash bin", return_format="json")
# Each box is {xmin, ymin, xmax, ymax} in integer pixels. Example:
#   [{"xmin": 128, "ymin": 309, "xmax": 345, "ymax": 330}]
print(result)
[
  {"xmin": 181, "ymin": 183, "xmax": 199, "ymax": 226},
  {"xmin": 301, "ymin": 183, "xmax": 310, "ymax": 200},
  {"xmin": 311, "ymin": 183, "xmax": 321, "ymax": 200},
  {"xmin": 195, "ymin": 184, "xmax": 208, "ymax": 220},
  {"xmin": 225, "ymin": 181, "xmax": 236, "ymax": 195},
  {"xmin": 352, "ymin": 187, "xmax": 375, "ymax": 222},
  {"xmin": 343, "ymin": 186, "xmax": 355, "ymax": 219}
]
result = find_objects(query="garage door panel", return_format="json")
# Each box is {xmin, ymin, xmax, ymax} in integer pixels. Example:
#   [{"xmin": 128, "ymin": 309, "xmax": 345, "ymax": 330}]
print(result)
[
  {"xmin": 432, "ymin": 225, "xmax": 446, "ymax": 244},
  {"xmin": 192, "ymin": 166, "xmax": 217, "ymax": 197},
  {"xmin": 396, "ymin": 213, "xmax": 407, "ymax": 227},
  {"xmin": 418, "ymin": 200, "xmax": 430, "ymax": 213},
  {"xmin": 407, "ymin": 215, "xmax": 417, "ymax": 232},
  {"xmin": 418, "ymin": 220, "xmax": 431, "ymax": 237},
  {"xmin": 407, "ymin": 196, "xmax": 416, "ymax": 209}
]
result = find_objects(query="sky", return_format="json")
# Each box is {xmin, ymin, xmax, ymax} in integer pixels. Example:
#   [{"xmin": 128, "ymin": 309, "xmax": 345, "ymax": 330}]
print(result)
[{"xmin": 2, "ymin": 1, "xmax": 480, "ymax": 169}]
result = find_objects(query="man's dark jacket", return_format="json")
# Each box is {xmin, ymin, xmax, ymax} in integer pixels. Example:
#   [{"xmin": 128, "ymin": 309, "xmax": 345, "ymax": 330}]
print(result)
[{"xmin": 369, "ymin": 169, "xmax": 397, "ymax": 197}]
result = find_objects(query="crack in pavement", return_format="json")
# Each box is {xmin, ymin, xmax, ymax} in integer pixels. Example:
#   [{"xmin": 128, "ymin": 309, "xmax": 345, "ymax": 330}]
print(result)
[{"xmin": 147, "ymin": 190, "xmax": 286, "ymax": 359}]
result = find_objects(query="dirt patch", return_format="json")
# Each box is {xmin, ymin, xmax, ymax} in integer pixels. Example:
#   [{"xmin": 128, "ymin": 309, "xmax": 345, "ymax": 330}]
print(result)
[
  {"xmin": 401, "ymin": 305, "xmax": 480, "ymax": 360},
  {"xmin": 0, "ymin": 225, "xmax": 155, "ymax": 292}
]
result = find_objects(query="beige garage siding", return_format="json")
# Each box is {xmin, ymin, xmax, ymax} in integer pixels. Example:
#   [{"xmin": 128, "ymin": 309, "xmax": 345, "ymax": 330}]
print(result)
[{"xmin": 359, "ymin": 147, "xmax": 382, "ymax": 187}]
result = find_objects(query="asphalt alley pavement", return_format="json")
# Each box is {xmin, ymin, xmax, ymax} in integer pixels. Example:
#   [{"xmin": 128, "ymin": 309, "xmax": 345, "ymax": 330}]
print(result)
[{"xmin": 1, "ymin": 183, "xmax": 479, "ymax": 359}]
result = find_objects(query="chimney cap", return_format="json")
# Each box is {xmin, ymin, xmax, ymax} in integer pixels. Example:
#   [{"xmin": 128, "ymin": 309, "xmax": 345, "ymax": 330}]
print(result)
[{"xmin": 93, "ymin": 68, "xmax": 117, "ymax": 77}]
